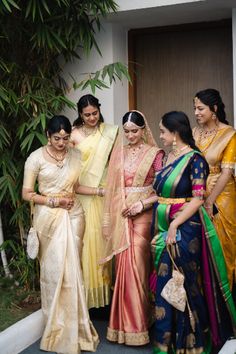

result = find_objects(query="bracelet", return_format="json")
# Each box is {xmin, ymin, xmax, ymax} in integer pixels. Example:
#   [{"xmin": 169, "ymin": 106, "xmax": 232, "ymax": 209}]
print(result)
[
  {"xmin": 46, "ymin": 197, "xmax": 59, "ymax": 208},
  {"xmin": 96, "ymin": 187, "xmax": 104, "ymax": 197}
]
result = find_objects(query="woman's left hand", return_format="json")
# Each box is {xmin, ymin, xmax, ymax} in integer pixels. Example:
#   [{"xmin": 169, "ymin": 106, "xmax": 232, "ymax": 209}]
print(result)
[{"xmin": 166, "ymin": 222, "xmax": 178, "ymax": 245}]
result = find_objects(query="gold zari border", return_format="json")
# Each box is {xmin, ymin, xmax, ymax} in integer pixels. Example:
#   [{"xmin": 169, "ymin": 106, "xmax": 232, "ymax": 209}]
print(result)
[{"xmin": 107, "ymin": 327, "xmax": 149, "ymax": 346}]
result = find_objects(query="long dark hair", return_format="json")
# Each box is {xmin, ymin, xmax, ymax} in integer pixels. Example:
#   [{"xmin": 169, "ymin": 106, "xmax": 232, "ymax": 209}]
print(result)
[
  {"xmin": 195, "ymin": 88, "xmax": 229, "ymax": 125},
  {"xmin": 161, "ymin": 111, "xmax": 199, "ymax": 151},
  {"xmin": 47, "ymin": 115, "xmax": 71, "ymax": 137},
  {"xmin": 122, "ymin": 111, "xmax": 145, "ymax": 128},
  {"xmin": 73, "ymin": 94, "xmax": 104, "ymax": 127}
]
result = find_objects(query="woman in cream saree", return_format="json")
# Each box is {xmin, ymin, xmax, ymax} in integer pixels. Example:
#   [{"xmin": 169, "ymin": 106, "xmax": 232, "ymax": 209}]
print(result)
[
  {"xmin": 71, "ymin": 94, "xmax": 118, "ymax": 309},
  {"xmin": 22, "ymin": 116, "xmax": 99, "ymax": 354},
  {"xmin": 101, "ymin": 111, "xmax": 164, "ymax": 346}
]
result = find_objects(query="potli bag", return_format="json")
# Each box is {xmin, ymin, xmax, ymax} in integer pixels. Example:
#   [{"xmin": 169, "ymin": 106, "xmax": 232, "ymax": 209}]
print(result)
[
  {"xmin": 26, "ymin": 200, "xmax": 39, "ymax": 260},
  {"xmin": 161, "ymin": 246, "xmax": 195, "ymax": 331}
]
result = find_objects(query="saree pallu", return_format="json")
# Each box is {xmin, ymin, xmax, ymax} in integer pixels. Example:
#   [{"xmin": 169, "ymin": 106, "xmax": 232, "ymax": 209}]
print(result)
[
  {"xmin": 23, "ymin": 148, "xmax": 99, "ymax": 354},
  {"xmin": 74, "ymin": 123, "xmax": 118, "ymax": 309},
  {"xmin": 194, "ymin": 126, "xmax": 236, "ymax": 288},
  {"xmin": 151, "ymin": 151, "xmax": 236, "ymax": 354}
]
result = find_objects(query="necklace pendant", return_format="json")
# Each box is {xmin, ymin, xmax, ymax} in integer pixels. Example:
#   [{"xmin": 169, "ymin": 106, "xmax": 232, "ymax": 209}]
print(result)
[{"xmin": 57, "ymin": 160, "xmax": 64, "ymax": 168}]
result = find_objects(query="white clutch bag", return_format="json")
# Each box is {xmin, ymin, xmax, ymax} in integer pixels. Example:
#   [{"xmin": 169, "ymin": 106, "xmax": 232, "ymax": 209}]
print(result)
[
  {"xmin": 27, "ymin": 227, "xmax": 39, "ymax": 259},
  {"xmin": 26, "ymin": 200, "xmax": 39, "ymax": 260}
]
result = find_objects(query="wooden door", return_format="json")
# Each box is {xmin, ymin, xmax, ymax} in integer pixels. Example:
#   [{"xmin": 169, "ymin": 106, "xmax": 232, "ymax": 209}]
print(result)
[{"xmin": 129, "ymin": 21, "xmax": 233, "ymax": 144}]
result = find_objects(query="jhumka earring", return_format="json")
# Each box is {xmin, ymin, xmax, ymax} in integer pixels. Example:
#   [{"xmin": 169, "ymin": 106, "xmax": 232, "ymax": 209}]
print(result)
[
  {"xmin": 48, "ymin": 138, "xmax": 51, "ymax": 146},
  {"xmin": 212, "ymin": 113, "xmax": 216, "ymax": 120},
  {"xmin": 172, "ymin": 136, "xmax": 179, "ymax": 157}
]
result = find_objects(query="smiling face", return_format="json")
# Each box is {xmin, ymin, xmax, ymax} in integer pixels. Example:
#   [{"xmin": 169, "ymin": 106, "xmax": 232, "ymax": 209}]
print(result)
[
  {"xmin": 123, "ymin": 123, "xmax": 144, "ymax": 146},
  {"xmin": 49, "ymin": 129, "xmax": 70, "ymax": 152},
  {"xmin": 194, "ymin": 97, "xmax": 215, "ymax": 126},
  {"xmin": 80, "ymin": 105, "xmax": 100, "ymax": 127},
  {"xmin": 159, "ymin": 121, "xmax": 175, "ymax": 148}
]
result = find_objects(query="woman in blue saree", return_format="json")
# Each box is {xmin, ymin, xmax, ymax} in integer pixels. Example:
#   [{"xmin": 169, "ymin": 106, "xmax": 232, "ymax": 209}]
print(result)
[{"xmin": 126, "ymin": 111, "xmax": 236, "ymax": 353}]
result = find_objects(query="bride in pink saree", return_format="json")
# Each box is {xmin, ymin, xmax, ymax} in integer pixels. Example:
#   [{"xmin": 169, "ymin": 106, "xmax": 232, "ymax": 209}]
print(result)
[{"xmin": 100, "ymin": 111, "xmax": 164, "ymax": 346}]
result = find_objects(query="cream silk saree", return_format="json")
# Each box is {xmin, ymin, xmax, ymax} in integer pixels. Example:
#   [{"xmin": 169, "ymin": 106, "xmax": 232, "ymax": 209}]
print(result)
[{"xmin": 23, "ymin": 147, "xmax": 99, "ymax": 354}]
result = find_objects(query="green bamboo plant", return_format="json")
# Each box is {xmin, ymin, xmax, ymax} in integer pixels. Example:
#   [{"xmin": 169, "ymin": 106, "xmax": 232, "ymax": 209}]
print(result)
[{"xmin": 0, "ymin": 0, "xmax": 130, "ymax": 288}]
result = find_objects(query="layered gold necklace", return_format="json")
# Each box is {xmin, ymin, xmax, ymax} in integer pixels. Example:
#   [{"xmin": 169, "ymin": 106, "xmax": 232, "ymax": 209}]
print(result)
[
  {"xmin": 125, "ymin": 143, "xmax": 145, "ymax": 172},
  {"xmin": 45, "ymin": 146, "xmax": 68, "ymax": 168}
]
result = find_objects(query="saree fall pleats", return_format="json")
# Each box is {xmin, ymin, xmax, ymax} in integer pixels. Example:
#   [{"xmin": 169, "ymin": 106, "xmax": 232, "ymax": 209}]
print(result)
[{"xmin": 23, "ymin": 148, "xmax": 99, "ymax": 354}]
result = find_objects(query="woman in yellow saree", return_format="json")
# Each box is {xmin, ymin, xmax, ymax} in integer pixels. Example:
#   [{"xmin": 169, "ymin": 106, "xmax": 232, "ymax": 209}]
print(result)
[
  {"xmin": 100, "ymin": 111, "xmax": 164, "ymax": 346},
  {"xmin": 71, "ymin": 94, "xmax": 118, "ymax": 309},
  {"xmin": 193, "ymin": 89, "xmax": 236, "ymax": 289},
  {"xmin": 22, "ymin": 116, "xmax": 99, "ymax": 354}
]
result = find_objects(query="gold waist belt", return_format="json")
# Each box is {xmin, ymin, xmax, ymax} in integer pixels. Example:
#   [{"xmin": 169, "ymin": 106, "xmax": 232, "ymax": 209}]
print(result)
[{"xmin": 157, "ymin": 196, "xmax": 192, "ymax": 205}]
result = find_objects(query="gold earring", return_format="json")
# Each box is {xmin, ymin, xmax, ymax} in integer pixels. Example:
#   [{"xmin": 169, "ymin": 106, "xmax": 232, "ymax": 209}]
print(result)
[
  {"xmin": 172, "ymin": 136, "xmax": 179, "ymax": 156},
  {"xmin": 212, "ymin": 113, "xmax": 216, "ymax": 120},
  {"xmin": 172, "ymin": 136, "xmax": 177, "ymax": 149},
  {"xmin": 48, "ymin": 139, "xmax": 51, "ymax": 146}
]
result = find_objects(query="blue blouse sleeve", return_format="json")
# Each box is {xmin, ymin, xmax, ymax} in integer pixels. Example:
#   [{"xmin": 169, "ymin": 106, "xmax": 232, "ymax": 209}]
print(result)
[{"xmin": 190, "ymin": 154, "xmax": 209, "ymax": 199}]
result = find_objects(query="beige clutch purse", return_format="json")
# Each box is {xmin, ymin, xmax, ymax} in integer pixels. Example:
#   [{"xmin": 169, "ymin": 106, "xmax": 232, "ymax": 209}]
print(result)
[{"xmin": 26, "ymin": 200, "xmax": 39, "ymax": 260}]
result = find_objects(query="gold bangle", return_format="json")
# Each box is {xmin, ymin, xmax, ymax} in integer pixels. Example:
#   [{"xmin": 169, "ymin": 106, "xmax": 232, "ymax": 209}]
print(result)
[
  {"xmin": 30, "ymin": 192, "xmax": 37, "ymax": 202},
  {"xmin": 54, "ymin": 197, "xmax": 60, "ymax": 208}
]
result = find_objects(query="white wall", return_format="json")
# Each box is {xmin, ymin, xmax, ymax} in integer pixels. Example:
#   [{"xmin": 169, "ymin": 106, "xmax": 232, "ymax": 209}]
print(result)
[
  {"xmin": 61, "ymin": 23, "xmax": 129, "ymax": 126},
  {"xmin": 116, "ymin": 0, "xmax": 204, "ymax": 11}
]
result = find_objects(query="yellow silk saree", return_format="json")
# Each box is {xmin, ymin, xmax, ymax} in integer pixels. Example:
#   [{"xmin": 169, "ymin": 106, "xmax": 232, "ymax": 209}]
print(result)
[
  {"xmin": 194, "ymin": 126, "xmax": 236, "ymax": 287},
  {"xmin": 74, "ymin": 123, "xmax": 118, "ymax": 308}
]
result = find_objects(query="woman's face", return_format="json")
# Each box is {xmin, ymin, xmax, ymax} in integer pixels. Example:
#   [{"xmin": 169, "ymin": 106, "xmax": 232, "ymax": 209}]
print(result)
[
  {"xmin": 123, "ymin": 123, "xmax": 144, "ymax": 146},
  {"xmin": 159, "ymin": 121, "xmax": 175, "ymax": 147},
  {"xmin": 49, "ymin": 129, "xmax": 71, "ymax": 151},
  {"xmin": 81, "ymin": 104, "xmax": 100, "ymax": 127},
  {"xmin": 194, "ymin": 98, "xmax": 215, "ymax": 125}
]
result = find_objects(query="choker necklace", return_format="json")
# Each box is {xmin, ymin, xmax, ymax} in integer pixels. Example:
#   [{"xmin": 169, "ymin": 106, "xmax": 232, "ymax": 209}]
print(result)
[
  {"xmin": 197, "ymin": 126, "xmax": 218, "ymax": 152},
  {"xmin": 81, "ymin": 125, "xmax": 98, "ymax": 137},
  {"xmin": 172, "ymin": 144, "xmax": 189, "ymax": 157},
  {"xmin": 45, "ymin": 146, "xmax": 68, "ymax": 168}
]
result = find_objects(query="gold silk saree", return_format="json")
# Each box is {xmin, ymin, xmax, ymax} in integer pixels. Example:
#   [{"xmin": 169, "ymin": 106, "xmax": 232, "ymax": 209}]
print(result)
[
  {"xmin": 194, "ymin": 126, "xmax": 236, "ymax": 287},
  {"xmin": 23, "ymin": 147, "xmax": 99, "ymax": 354}
]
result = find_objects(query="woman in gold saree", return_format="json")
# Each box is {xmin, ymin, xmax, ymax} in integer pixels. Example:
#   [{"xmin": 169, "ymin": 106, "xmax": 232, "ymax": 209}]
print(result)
[
  {"xmin": 71, "ymin": 94, "xmax": 118, "ymax": 309},
  {"xmin": 193, "ymin": 89, "xmax": 236, "ymax": 288},
  {"xmin": 101, "ymin": 111, "xmax": 164, "ymax": 346},
  {"xmin": 22, "ymin": 116, "xmax": 99, "ymax": 354}
]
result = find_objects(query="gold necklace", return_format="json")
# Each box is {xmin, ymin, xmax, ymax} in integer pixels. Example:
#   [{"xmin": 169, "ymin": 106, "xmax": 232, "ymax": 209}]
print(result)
[
  {"xmin": 197, "ymin": 127, "xmax": 218, "ymax": 153},
  {"xmin": 45, "ymin": 146, "xmax": 68, "ymax": 168},
  {"xmin": 81, "ymin": 125, "xmax": 98, "ymax": 137},
  {"xmin": 125, "ymin": 143, "xmax": 145, "ymax": 172},
  {"xmin": 172, "ymin": 144, "xmax": 189, "ymax": 157}
]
